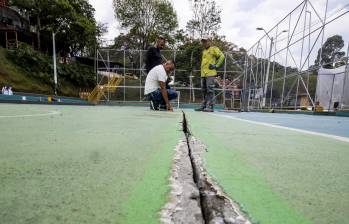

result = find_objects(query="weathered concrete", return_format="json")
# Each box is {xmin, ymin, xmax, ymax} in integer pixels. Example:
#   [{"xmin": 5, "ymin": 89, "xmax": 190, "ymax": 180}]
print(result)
[{"xmin": 160, "ymin": 140, "xmax": 204, "ymax": 224}]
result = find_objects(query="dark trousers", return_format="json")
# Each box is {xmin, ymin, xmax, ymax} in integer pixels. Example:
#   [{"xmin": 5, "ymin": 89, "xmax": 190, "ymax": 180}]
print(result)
[
  {"xmin": 148, "ymin": 88, "xmax": 178, "ymax": 105},
  {"xmin": 201, "ymin": 76, "xmax": 215, "ymax": 108}
]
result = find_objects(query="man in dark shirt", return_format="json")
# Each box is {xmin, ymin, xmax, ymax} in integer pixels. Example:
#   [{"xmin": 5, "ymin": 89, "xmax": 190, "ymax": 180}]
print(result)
[{"xmin": 145, "ymin": 36, "xmax": 165, "ymax": 73}]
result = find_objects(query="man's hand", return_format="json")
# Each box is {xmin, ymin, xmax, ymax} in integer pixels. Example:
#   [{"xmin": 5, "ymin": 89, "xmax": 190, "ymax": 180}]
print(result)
[
  {"xmin": 166, "ymin": 103, "xmax": 173, "ymax": 112},
  {"xmin": 209, "ymin": 64, "xmax": 217, "ymax": 70}
]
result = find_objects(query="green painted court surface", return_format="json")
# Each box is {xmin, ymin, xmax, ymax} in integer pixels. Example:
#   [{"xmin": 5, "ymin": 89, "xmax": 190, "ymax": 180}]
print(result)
[
  {"xmin": 186, "ymin": 111, "xmax": 349, "ymax": 224},
  {"xmin": 0, "ymin": 104, "xmax": 182, "ymax": 224},
  {"xmin": 1, "ymin": 104, "xmax": 348, "ymax": 224}
]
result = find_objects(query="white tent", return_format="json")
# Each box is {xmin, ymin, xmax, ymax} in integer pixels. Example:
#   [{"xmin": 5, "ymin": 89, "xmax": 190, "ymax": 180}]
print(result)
[{"xmin": 316, "ymin": 65, "xmax": 349, "ymax": 111}]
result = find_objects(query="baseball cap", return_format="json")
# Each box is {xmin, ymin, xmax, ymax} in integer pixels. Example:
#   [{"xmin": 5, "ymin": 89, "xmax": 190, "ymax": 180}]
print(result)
[{"xmin": 201, "ymin": 36, "xmax": 210, "ymax": 41}]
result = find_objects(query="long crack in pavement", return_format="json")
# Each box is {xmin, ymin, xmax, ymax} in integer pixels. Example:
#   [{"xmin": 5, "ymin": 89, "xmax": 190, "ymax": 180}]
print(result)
[{"xmin": 161, "ymin": 112, "xmax": 251, "ymax": 224}]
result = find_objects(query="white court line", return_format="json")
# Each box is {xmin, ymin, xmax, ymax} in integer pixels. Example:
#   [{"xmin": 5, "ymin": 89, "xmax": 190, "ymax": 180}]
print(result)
[
  {"xmin": 212, "ymin": 113, "xmax": 349, "ymax": 143},
  {"xmin": 233, "ymin": 114, "xmax": 349, "ymax": 122},
  {"xmin": 0, "ymin": 111, "xmax": 61, "ymax": 118}
]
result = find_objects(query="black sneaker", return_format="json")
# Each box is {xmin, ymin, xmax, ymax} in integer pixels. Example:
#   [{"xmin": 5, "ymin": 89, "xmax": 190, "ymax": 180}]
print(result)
[
  {"xmin": 194, "ymin": 107, "xmax": 205, "ymax": 111},
  {"xmin": 150, "ymin": 100, "xmax": 159, "ymax": 110},
  {"xmin": 203, "ymin": 106, "xmax": 214, "ymax": 112}
]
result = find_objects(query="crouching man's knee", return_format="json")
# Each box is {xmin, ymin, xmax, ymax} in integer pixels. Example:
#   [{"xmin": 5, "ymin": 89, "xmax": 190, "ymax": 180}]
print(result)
[{"xmin": 168, "ymin": 90, "xmax": 178, "ymax": 100}]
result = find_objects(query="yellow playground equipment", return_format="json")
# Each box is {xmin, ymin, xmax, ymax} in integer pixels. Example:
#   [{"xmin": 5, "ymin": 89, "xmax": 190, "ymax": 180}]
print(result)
[{"xmin": 88, "ymin": 72, "xmax": 138, "ymax": 104}]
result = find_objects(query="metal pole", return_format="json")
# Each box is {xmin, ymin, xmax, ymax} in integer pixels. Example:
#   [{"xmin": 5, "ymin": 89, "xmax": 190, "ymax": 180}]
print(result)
[
  {"xmin": 139, "ymin": 50, "xmax": 142, "ymax": 101},
  {"xmin": 281, "ymin": 14, "xmax": 292, "ymax": 108},
  {"xmin": 295, "ymin": 77, "xmax": 300, "ymax": 110},
  {"xmin": 306, "ymin": 11, "xmax": 312, "ymax": 90},
  {"xmin": 263, "ymin": 37, "xmax": 268, "ymax": 88},
  {"xmin": 189, "ymin": 51, "xmax": 194, "ymax": 103},
  {"xmin": 123, "ymin": 50, "xmax": 126, "ymax": 102},
  {"xmin": 94, "ymin": 45, "xmax": 97, "ymax": 86},
  {"xmin": 243, "ymin": 54, "xmax": 248, "ymax": 111},
  {"xmin": 254, "ymin": 46, "xmax": 258, "ymax": 87},
  {"xmin": 173, "ymin": 51, "xmax": 177, "ymax": 84},
  {"xmin": 262, "ymin": 37, "xmax": 273, "ymax": 107},
  {"xmin": 52, "ymin": 32, "xmax": 57, "ymax": 95},
  {"xmin": 295, "ymin": 1, "xmax": 308, "ymax": 110},
  {"xmin": 318, "ymin": 0, "xmax": 329, "ymax": 68},
  {"xmin": 328, "ymin": 73, "xmax": 336, "ymax": 111},
  {"xmin": 223, "ymin": 53, "xmax": 227, "ymax": 107},
  {"xmin": 247, "ymin": 58, "xmax": 253, "ymax": 111},
  {"xmin": 340, "ymin": 42, "xmax": 349, "ymax": 109},
  {"xmin": 270, "ymin": 26, "xmax": 279, "ymax": 108},
  {"xmin": 96, "ymin": 49, "xmax": 99, "ymax": 85},
  {"xmin": 107, "ymin": 50, "xmax": 110, "ymax": 101}
]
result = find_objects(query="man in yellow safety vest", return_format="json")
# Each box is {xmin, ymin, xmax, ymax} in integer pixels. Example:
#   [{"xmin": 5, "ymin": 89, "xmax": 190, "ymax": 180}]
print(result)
[{"xmin": 195, "ymin": 36, "xmax": 225, "ymax": 112}]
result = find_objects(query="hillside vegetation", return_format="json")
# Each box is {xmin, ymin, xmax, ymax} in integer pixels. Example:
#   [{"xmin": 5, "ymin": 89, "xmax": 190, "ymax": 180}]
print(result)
[{"xmin": 0, "ymin": 45, "xmax": 95, "ymax": 96}]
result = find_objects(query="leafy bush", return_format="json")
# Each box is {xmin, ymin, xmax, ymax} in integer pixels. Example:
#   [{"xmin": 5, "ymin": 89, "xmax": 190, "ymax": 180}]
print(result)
[{"xmin": 7, "ymin": 43, "xmax": 95, "ymax": 95}]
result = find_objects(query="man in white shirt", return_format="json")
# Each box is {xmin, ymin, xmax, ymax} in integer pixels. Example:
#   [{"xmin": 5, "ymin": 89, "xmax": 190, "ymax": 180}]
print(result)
[{"xmin": 144, "ymin": 61, "xmax": 177, "ymax": 111}]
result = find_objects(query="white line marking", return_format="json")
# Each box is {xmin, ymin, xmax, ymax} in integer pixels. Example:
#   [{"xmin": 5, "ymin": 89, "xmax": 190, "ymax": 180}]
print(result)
[
  {"xmin": 231, "ymin": 114, "xmax": 349, "ymax": 122},
  {"xmin": 0, "ymin": 111, "xmax": 61, "ymax": 118},
  {"xmin": 212, "ymin": 114, "xmax": 349, "ymax": 143}
]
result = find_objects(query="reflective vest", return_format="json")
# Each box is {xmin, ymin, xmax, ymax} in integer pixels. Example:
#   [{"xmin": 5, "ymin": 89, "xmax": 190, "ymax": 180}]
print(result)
[{"xmin": 201, "ymin": 46, "xmax": 225, "ymax": 77}]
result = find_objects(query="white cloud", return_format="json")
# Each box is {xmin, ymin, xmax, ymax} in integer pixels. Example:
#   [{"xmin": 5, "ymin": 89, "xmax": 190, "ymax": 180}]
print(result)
[{"xmin": 89, "ymin": 0, "xmax": 120, "ymax": 40}]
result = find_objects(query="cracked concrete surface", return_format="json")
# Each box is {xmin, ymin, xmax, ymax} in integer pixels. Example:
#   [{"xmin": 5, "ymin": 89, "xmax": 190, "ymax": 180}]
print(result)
[
  {"xmin": 161, "ymin": 111, "xmax": 251, "ymax": 224},
  {"xmin": 188, "ymin": 137, "xmax": 251, "ymax": 224},
  {"xmin": 160, "ymin": 140, "xmax": 204, "ymax": 224}
]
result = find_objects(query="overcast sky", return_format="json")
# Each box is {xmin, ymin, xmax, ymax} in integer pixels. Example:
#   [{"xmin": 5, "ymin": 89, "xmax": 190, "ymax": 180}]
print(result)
[{"xmin": 88, "ymin": 0, "xmax": 349, "ymax": 54}]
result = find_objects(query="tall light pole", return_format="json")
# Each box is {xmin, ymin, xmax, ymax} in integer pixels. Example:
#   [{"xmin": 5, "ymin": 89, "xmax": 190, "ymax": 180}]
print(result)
[
  {"xmin": 51, "ymin": 21, "xmax": 66, "ymax": 96},
  {"xmin": 256, "ymin": 27, "xmax": 287, "ymax": 107},
  {"xmin": 52, "ymin": 32, "xmax": 57, "ymax": 95}
]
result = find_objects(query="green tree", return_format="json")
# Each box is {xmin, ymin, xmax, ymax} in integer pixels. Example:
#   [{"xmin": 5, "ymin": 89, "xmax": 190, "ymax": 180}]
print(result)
[
  {"xmin": 9, "ymin": 0, "xmax": 73, "ymax": 50},
  {"xmin": 186, "ymin": 0, "xmax": 221, "ymax": 39},
  {"xmin": 10, "ymin": 0, "xmax": 100, "ymax": 57},
  {"xmin": 113, "ymin": 0, "xmax": 178, "ymax": 49},
  {"xmin": 315, "ymin": 35, "xmax": 346, "ymax": 68},
  {"xmin": 55, "ymin": 1, "xmax": 98, "ymax": 57}
]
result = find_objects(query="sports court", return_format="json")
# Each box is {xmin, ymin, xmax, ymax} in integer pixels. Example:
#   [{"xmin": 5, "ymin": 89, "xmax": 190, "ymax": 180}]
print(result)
[
  {"xmin": 216, "ymin": 111, "xmax": 349, "ymax": 138},
  {"xmin": 1, "ymin": 103, "xmax": 348, "ymax": 224}
]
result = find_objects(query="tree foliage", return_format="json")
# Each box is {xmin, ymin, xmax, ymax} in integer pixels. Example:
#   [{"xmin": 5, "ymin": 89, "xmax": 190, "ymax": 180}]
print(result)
[
  {"xmin": 113, "ymin": 0, "xmax": 178, "ymax": 49},
  {"xmin": 9, "ymin": 0, "xmax": 101, "ymax": 57},
  {"xmin": 315, "ymin": 35, "xmax": 346, "ymax": 68},
  {"xmin": 186, "ymin": 0, "xmax": 221, "ymax": 39}
]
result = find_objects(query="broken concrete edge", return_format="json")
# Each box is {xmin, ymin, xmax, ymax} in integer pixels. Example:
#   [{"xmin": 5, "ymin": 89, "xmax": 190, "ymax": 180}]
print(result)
[
  {"xmin": 189, "ymin": 137, "xmax": 252, "ymax": 224},
  {"xmin": 159, "ymin": 140, "xmax": 184, "ymax": 223},
  {"xmin": 160, "ymin": 111, "xmax": 253, "ymax": 224},
  {"xmin": 160, "ymin": 140, "xmax": 204, "ymax": 224}
]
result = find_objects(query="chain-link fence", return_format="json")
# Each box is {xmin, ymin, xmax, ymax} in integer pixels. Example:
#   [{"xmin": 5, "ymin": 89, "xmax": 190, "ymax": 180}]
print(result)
[{"xmin": 95, "ymin": 49, "xmax": 245, "ymax": 108}]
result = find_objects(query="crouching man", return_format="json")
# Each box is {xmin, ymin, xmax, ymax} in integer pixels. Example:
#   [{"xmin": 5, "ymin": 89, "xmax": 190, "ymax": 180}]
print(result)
[{"xmin": 144, "ymin": 61, "xmax": 177, "ymax": 111}]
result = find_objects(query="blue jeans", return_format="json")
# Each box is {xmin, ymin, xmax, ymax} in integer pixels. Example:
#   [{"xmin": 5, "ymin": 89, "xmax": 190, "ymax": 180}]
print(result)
[{"xmin": 149, "ymin": 88, "xmax": 178, "ymax": 105}]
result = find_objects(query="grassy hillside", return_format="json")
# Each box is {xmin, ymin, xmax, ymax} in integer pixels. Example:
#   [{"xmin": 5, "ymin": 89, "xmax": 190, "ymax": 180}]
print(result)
[{"xmin": 0, "ymin": 45, "xmax": 95, "ymax": 97}]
